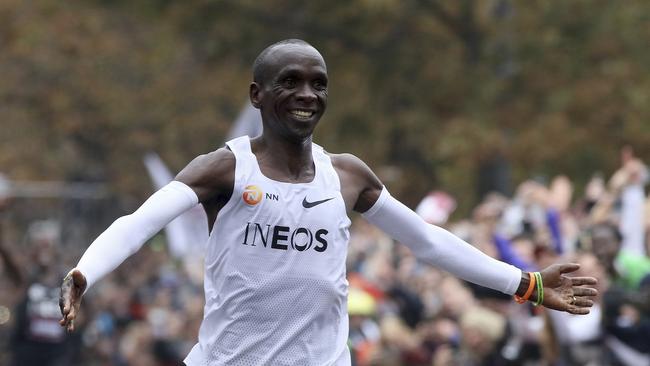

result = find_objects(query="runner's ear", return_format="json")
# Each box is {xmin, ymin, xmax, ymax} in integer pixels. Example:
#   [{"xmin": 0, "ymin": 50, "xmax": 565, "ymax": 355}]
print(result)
[{"xmin": 250, "ymin": 82, "xmax": 262, "ymax": 108}]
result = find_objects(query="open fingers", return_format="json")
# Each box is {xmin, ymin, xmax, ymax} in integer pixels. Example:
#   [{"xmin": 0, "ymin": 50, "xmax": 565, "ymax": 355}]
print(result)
[
  {"xmin": 67, "ymin": 318, "xmax": 76, "ymax": 332},
  {"xmin": 574, "ymin": 297, "xmax": 594, "ymax": 307},
  {"xmin": 59, "ymin": 290, "xmax": 72, "ymax": 316},
  {"xmin": 61, "ymin": 305, "xmax": 77, "ymax": 331},
  {"xmin": 566, "ymin": 306, "xmax": 591, "ymax": 315},
  {"xmin": 573, "ymin": 287, "xmax": 598, "ymax": 297},
  {"xmin": 59, "ymin": 271, "xmax": 85, "ymax": 332},
  {"xmin": 59, "ymin": 296, "xmax": 67, "ymax": 316},
  {"xmin": 59, "ymin": 272, "xmax": 77, "ymax": 328},
  {"xmin": 571, "ymin": 276, "xmax": 597, "ymax": 286},
  {"xmin": 557, "ymin": 263, "xmax": 580, "ymax": 274},
  {"xmin": 59, "ymin": 297, "xmax": 70, "ymax": 324},
  {"xmin": 59, "ymin": 301, "xmax": 73, "ymax": 323}
]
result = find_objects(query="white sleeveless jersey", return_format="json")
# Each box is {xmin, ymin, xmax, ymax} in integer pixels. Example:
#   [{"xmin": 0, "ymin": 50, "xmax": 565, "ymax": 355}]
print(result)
[{"xmin": 184, "ymin": 136, "xmax": 352, "ymax": 366}]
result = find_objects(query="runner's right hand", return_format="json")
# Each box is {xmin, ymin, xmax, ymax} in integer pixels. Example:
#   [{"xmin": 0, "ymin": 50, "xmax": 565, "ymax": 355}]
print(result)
[{"xmin": 59, "ymin": 269, "xmax": 87, "ymax": 332}]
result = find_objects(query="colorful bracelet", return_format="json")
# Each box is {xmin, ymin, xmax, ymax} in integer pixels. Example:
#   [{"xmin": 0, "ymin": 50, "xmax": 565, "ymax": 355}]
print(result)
[
  {"xmin": 514, "ymin": 272, "xmax": 536, "ymax": 304},
  {"xmin": 533, "ymin": 271, "xmax": 544, "ymax": 306}
]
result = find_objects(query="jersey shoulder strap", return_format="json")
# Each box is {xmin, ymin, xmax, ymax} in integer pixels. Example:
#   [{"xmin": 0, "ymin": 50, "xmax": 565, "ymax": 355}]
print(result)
[
  {"xmin": 225, "ymin": 135, "xmax": 255, "ymax": 183},
  {"xmin": 312, "ymin": 143, "xmax": 342, "ymax": 191}
]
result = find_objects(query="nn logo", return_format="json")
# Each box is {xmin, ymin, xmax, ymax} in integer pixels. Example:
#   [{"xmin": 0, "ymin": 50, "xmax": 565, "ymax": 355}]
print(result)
[
  {"xmin": 242, "ymin": 185, "xmax": 263, "ymax": 205},
  {"xmin": 242, "ymin": 185, "xmax": 279, "ymax": 205},
  {"xmin": 242, "ymin": 222, "xmax": 328, "ymax": 252}
]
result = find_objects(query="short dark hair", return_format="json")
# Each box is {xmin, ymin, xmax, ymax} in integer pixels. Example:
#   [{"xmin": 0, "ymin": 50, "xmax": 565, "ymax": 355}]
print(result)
[{"xmin": 252, "ymin": 39, "xmax": 314, "ymax": 84}]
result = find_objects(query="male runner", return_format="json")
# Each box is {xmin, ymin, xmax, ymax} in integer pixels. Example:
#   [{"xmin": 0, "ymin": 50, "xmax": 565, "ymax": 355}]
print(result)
[{"xmin": 60, "ymin": 39, "xmax": 597, "ymax": 365}]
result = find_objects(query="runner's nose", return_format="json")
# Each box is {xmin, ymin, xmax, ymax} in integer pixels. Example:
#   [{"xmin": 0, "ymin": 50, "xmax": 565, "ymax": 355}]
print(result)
[{"xmin": 295, "ymin": 83, "xmax": 317, "ymax": 104}]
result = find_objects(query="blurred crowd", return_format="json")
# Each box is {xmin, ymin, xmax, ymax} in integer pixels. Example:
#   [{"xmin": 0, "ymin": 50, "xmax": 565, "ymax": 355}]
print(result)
[{"xmin": 1, "ymin": 147, "xmax": 649, "ymax": 366}]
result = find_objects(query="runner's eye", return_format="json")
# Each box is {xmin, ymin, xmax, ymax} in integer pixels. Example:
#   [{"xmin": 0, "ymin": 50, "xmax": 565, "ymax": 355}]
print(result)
[
  {"xmin": 283, "ymin": 78, "xmax": 296, "ymax": 88},
  {"xmin": 313, "ymin": 80, "xmax": 327, "ymax": 91}
]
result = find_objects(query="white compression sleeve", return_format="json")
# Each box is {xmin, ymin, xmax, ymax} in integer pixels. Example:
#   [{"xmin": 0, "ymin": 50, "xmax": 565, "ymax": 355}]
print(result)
[
  {"xmin": 362, "ymin": 187, "xmax": 522, "ymax": 295},
  {"xmin": 76, "ymin": 181, "xmax": 199, "ymax": 290}
]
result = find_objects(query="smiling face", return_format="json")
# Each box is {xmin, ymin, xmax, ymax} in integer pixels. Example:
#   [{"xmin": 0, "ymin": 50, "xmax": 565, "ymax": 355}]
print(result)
[{"xmin": 250, "ymin": 43, "xmax": 328, "ymax": 141}]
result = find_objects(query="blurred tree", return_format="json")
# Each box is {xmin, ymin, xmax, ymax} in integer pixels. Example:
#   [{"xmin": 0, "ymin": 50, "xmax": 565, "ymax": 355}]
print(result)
[{"xmin": 1, "ymin": 0, "xmax": 649, "ymax": 221}]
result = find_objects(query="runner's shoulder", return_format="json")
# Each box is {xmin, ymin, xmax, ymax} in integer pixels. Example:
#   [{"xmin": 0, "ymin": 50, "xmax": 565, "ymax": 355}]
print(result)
[
  {"xmin": 327, "ymin": 152, "xmax": 367, "ymax": 172},
  {"xmin": 176, "ymin": 147, "xmax": 235, "ymax": 193},
  {"xmin": 326, "ymin": 152, "xmax": 379, "ymax": 186},
  {"xmin": 196, "ymin": 147, "xmax": 235, "ymax": 170}
]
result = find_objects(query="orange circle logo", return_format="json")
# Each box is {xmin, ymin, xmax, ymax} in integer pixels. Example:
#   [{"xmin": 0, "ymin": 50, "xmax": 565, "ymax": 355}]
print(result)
[{"xmin": 242, "ymin": 185, "xmax": 263, "ymax": 205}]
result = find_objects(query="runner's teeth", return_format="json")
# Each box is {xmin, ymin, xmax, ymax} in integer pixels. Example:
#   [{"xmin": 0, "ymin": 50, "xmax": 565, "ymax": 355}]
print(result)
[{"xmin": 291, "ymin": 110, "xmax": 313, "ymax": 118}]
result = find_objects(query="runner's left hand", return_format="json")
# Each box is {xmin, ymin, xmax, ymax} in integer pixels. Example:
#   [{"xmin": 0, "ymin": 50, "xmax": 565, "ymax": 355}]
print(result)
[{"xmin": 539, "ymin": 263, "xmax": 598, "ymax": 314}]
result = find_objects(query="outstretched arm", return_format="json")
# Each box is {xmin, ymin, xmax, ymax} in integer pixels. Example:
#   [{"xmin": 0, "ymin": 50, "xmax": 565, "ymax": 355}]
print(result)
[
  {"xmin": 77, "ymin": 181, "xmax": 199, "ymax": 289},
  {"xmin": 362, "ymin": 188, "xmax": 522, "ymax": 294},
  {"xmin": 60, "ymin": 181, "xmax": 198, "ymax": 331},
  {"xmin": 61, "ymin": 148, "xmax": 235, "ymax": 332},
  {"xmin": 334, "ymin": 153, "xmax": 597, "ymax": 314}
]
